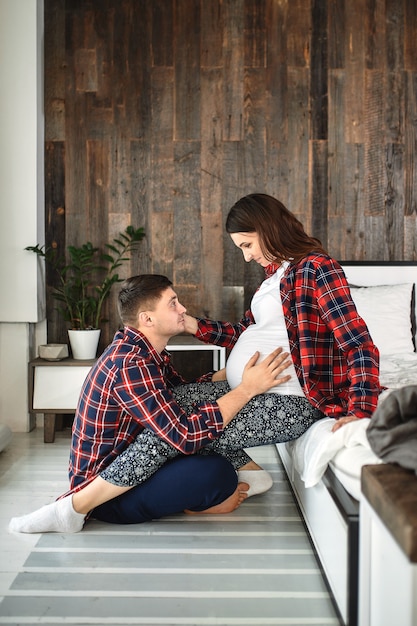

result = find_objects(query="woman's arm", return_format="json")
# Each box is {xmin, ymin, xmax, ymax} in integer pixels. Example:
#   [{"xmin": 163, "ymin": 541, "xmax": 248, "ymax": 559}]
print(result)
[
  {"xmin": 314, "ymin": 258, "xmax": 381, "ymax": 419},
  {"xmin": 183, "ymin": 310, "xmax": 255, "ymax": 349},
  {"xmin": 183, "ymin": 314, "xmax": 198, "ymax": 335}
]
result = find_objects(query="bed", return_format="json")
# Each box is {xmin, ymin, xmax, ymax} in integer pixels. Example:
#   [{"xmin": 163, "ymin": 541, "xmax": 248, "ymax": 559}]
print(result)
[{"xmin": 275, "ymin": 261, "xmax": 417, "ymax": 626}]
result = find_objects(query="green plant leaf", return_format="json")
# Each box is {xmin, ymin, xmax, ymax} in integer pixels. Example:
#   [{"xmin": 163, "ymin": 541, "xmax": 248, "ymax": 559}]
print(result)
[{"xmin": 25, "ymin": 225, "xmax": 145, "ymax": 330}]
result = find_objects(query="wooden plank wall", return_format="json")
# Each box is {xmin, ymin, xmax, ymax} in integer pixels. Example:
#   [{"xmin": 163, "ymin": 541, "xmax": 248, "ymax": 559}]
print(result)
[{"xmin": 44, "ymin": 0, "xmax": 417, "ymax": 364}]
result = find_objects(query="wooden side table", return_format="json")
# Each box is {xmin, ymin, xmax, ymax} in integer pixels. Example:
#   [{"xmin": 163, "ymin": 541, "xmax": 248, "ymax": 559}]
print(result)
[
  {"xmin": 28, "ymin": 358, "xmax": 95, "ymax": 443},
  {"xmin": 29, "ymin": 338, "xmax": 226, "ymax": 443},
  {"xmin": 359, "ymin": 464, "xmax": 417, "ymax": 626}
]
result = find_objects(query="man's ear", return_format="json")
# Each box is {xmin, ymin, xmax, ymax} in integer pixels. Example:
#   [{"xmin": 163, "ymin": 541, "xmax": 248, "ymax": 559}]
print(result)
[{"xmin": 137, "ymin": 311, "xmax": 153, "ymax": 327}]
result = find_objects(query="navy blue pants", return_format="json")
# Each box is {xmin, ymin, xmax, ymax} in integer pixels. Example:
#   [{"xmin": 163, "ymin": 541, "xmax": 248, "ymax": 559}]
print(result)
[{"xmin": 91, "ymin": 454, "xmax": 238, "ymax": 524}]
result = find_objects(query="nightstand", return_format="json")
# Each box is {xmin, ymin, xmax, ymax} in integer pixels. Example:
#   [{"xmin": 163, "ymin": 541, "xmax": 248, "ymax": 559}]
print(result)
[{"xmin": 29, "ymin": 338, "xmax": 226, "ymax": 443}]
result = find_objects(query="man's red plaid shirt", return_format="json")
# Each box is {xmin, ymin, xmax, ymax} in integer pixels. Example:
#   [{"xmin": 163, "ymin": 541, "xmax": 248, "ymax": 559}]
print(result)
[{"xmin": 69, "ymin": 329, "xmax": 223, "ymax": 491}]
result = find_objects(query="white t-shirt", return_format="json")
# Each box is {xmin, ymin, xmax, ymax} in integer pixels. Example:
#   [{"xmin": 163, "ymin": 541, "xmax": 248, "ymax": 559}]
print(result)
[{"xmin": 226, "ymin": 264, "xmax": 305, "ymax": 397}]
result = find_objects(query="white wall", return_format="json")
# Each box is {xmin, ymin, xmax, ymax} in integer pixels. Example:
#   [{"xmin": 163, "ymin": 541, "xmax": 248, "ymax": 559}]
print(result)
[{"xmin": 0, "ymin": 0, "xmax": 45, "ymax": 431}]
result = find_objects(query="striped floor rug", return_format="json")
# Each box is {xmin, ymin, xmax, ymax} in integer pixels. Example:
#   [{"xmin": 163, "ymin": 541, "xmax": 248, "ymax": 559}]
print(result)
[{"xmin": 0, "ymin": 460, "xmax": 341, "ymax": 625}]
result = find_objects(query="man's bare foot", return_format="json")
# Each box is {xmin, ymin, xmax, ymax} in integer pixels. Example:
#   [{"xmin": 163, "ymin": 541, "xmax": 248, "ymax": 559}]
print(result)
[
  {"xmin": 239, "ymin": 461, "xmax": 263, "ymax": 470},
  {"xmin": 184, "ymin": 481, "xmax": 249, "ymax": 515}
]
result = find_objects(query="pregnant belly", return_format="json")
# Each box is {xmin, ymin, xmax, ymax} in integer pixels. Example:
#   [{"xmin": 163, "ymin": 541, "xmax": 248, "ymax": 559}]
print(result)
[{"xmin": 226, "ymin": 327, "xmax": 304, "ymax": 396}]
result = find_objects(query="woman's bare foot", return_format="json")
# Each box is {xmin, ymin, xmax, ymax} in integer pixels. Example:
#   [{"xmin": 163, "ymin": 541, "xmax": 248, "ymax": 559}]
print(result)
[{"xmin": 184, "ymin": 481, "xmax": 249, "ymax": 515}]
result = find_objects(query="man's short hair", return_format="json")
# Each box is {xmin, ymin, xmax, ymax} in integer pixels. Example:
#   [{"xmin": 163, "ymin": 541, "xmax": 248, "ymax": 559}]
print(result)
[{"xmin": 117, "ymin": 274, "xmax": 173, "ymax": 326}]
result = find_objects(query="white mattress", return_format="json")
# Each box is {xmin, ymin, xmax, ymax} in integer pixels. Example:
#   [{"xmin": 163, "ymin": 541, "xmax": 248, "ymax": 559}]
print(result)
[{"xmin": 285, "ymin": 352, "xmax": 417, "ymax": 500}]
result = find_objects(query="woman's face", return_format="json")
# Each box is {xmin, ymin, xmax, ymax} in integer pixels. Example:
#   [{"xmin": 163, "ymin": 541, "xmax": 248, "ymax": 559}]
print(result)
[{"xmin": 230, "ymin": 231, "xmax": 273, "ymax": 267}]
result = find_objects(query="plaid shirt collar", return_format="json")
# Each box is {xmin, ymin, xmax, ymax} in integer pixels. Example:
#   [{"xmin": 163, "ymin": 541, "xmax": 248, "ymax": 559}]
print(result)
[
  {"xmin": 264, "ymin": 262, "xmax": 281, "ymax": 278},
  {"xmin": 123, "ymin": 325, "xmax": 171, "ymax": 366}
]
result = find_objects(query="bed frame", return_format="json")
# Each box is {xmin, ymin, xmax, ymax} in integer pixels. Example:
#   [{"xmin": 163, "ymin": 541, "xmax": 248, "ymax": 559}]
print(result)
[
  {"xmin": 277, "ymin": 443, "xmax": 359, "ymax": 625},
  {"xmin": 276, "ymin": 261, "xmax": 417, "ymax": 626}
]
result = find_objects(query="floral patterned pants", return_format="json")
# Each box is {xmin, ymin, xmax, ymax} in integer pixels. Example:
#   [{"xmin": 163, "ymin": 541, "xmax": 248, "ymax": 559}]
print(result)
[{"xmin": 100, "ymin": 381, "xmax": 324, "ymax": 487}]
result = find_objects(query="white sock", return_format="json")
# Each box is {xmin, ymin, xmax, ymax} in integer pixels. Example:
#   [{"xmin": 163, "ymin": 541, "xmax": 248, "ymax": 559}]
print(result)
[
  {"xmin": 237, "ymin": 469, "xmax": 273, "ymax": 497},
  {"xmin": 8, "ymin": 495, "xmax": 85, "ymax": 534}
]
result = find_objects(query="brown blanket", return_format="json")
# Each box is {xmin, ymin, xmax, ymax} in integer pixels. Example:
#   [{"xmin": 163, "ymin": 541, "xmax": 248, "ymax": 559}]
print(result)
[{"xmin": 367, "ymin": 385, "xmax": 417, "ymax": 475}]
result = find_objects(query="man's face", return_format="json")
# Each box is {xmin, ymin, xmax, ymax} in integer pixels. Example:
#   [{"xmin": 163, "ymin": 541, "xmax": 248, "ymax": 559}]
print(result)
[{"xmin": 149, "ymin": 287, "xmax": 187, "ymax": 338}]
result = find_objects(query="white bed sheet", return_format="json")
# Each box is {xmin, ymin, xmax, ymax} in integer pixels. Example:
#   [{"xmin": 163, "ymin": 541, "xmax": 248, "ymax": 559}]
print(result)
[
  {"xmin": 285, "ymin": 352, "xmax": 417, "ymax": 500},
  {"xmin": 379, "ymin": 352, "xmax": 417, "ymax": 389}
]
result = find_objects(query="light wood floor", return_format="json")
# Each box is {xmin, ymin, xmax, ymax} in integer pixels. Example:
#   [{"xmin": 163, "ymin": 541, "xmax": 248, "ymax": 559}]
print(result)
[{"xmin": 0, "ymin": 428, "xmax": 341, "ymax": 625}]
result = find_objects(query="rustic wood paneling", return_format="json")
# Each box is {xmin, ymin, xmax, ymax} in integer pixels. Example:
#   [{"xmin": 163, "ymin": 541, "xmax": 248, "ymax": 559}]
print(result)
[
  {"xmin": 243, "ymin": 68, "xmax": 266, "ymax": 191},
  {"xmin": 265, "ymin": 0, "xmax": 287, "ymax": 147},
  {"xmin": 364, "ymin": 70, "xmax": 385, "ymax": 216},
  {"xmin": 43, "ymin": 0, "xmax": 417, "ymax": 365},
  {"xmin": 311, "ymin": 140, "xmax": 328, "ymax": 246},
  {"xmin": 200, "ymin": 67, "xmax": 223, "ymax": 213},
  {"xmin": 223, "ymin": 0, "xmax": 244, "ymax": 141},
  {"xmin": 386, "ymin": 143, "xmax": 405, "ymax": 259},
  {"xmin": 365, "ymin": 0, "xmax": 385, "ymax": 70},
  {"xmin": 151, "ymin": 211, "xmax": 174, "ymax": 279},
  {"xmin": 174, "ymin": 0, "xmax": 200, "ymax": 141},
  {"xmin": 328, "ymin": 70, "xmax": 345, "ymax": 218},
  {"xmin": 287, "ymin": 0, "xmax": 311, "ymax": 68},
  {"xmin": 44, "ymin": 141, "xmax": 67, "ymax": 342},
  {"xmin": 200, "ymin": 211, "xmax": 224, "ymax": 318},
  {"xmin": 344, "ymin": 0, "xmax": 365, "ymax": 144},
  {"xmin": 386, "ymin": 0, "xmax": 404, "ymax": 71},
  {"xmin": 328, "ymin": 0, "xmax": 345, "ymax": 70},
  {"xmin": 343, "ymin": 144, "xmax": 366, "ymax": 260},
  {"xmin": 127, "ymin": 1, "xmax": 152, "ymax": 140},
  {"xmin": 405, "ymin": 0, "xmax": 417, "ymax": 71},
  {"xmin": 44, "ymin": 0, "xmax": 65, "ymax": 141},
  {"xmin": 201, "ymin": 0, "xmax": 223, "ymax": 68},
  {"xmin": 287, "ymin": 68, "xmax": 310, "ymax": 220},
  {"xmin": 405, "ymin": 216, "xmax": 417, "ymax": 258},
  {"xmin": 405, "ymin": 71, "xmax": 417, "ymax": 216},
  {"xmin": 385, "ymin": 71, "xmax": 405, "ymax": 144},
  {"xmin": 244, "ymin": 0, "xmax": 266, "ymax": 68},
  {"xmin": 311, "ymin": 0, "xmax": 328, "ymax": 141},
  {"xmin": 152, "ymin": 0, "xmax": 174, "ymax": 67}
]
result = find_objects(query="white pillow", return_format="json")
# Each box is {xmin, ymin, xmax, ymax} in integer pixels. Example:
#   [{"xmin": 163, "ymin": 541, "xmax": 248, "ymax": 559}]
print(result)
[{"xmin": 349, "ymin": 283, "xmax": 415, "ymax": 356}]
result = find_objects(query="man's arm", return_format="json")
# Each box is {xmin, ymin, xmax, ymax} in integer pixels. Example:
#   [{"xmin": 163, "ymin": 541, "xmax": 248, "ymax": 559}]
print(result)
[
  {"xmin": 216, "ymin": 348, "xmax": 291, "ymax": 426},
  {"xmin": 115, "ymin": 348, "xmax": 291, "ymax": 454}
]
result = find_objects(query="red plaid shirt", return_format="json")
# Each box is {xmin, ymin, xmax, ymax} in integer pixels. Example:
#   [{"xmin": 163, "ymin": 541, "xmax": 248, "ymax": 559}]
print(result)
[
  {"xmin": 68, "ymin": 327, "xmax": 223, "ymax": 491},
  {"xmin": 196, "ymin": 254, "xmax": 381, "ymax": 420}
]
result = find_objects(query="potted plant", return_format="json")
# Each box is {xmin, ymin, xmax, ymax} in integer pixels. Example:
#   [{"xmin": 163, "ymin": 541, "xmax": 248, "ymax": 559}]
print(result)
[{"xmin": 26, "ymin": 225, "xmax": 145, "ymax": 359}]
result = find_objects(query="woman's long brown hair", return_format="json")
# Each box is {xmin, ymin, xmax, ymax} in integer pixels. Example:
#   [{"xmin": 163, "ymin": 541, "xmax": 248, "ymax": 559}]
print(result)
[{"xmin": 225, "ymin": 193, "xmax": 328, "ymax": 264}]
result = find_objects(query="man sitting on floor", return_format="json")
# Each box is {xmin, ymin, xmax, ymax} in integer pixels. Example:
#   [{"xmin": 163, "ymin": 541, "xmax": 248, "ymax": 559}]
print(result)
[{"xmin": 10, "ymin": 274, "xmax": 290, "ymax": 533}]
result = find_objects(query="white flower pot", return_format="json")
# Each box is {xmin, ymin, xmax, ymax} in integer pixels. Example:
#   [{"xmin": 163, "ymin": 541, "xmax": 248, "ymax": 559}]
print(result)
[{"xmin": 68, "ymin": 329, "xmax": 101, "ymax": 360}]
